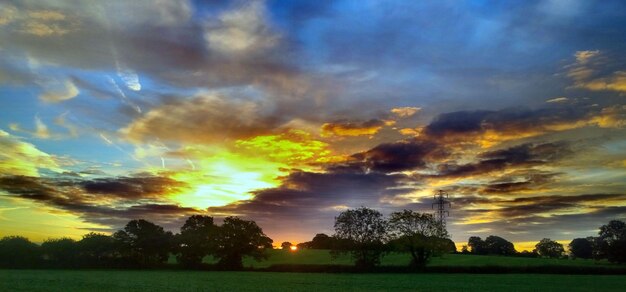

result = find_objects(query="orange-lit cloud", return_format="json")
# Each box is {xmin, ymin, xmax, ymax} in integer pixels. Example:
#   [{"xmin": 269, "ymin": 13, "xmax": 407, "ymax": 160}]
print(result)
[
  {"xmin": 121, "ymin": 94, "xmax": 282, "ymax": 144},
  {"xmin": 321, "ymin": 119, "xmax": 392, "ymax": 137},
  {"xmin": 391, "ymin": 106, "xmax": 421, "ymax": 117},
  {"xmin": 567, "ymin": 50, "xmax": 626, "ymax": 93}
]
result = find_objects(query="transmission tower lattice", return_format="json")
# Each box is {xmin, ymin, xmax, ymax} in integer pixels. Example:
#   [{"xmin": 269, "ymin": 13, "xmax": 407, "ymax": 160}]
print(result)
[{"xmin": 432, "ymin": 190, "xmax": 451, "ymax": 226}]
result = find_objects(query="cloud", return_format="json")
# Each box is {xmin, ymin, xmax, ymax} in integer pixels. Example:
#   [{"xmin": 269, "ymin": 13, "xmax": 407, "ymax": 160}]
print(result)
[
  {"xmin": 434, "ymin": 142, "xmax": 571, "ymax": 178},
  {"xmin": 422, "ymin": 106, "xmax": 626, "ymax": 148},
  {"xmin": 0, "ymin": 130, "xmax": 62, "ymax": 176},
  {"xmin": 39, "ymin": 79, "xmax": 79, "ymax": 103},
  {"xmin": 0, "ymin": 3, "xmax": 18, "ymax": 26},
  {"xmin": 391, "ymin": 107, "xmax": 421, "ymax": 117},
  {"xmin": 81, "ymin": 176, "xmax": 187, "ymax": 200},
  {"xmin": 34, "ymin": 115, "xmax": 50, "ymax": 139},
  {"xmin": 9, "ymin": 113, "xmax": 78, "ymax": 139},
  {"xmin": 346, "ymin": 139, "xmax": 441, "ymax": 173},
  {"xmin": 546, "ymin": 97, "xmax": 568, "ymax": 103},
  {"xmin": 121, "ymin": 94, "xmax": 283, "ymax": 144},
  {"xmin": 0, "ymin": 174, "xmax": 196, "ymax": 230},
  {"xmin": 0, "ymin": 7, "xmax": 79, "ymax": 37},
  {"xmin": 574, "ymin": 50, "xmax": 600, "ymax": 64},
  {"xmin": 321, "ymin": 119, "xmax": 390, "ymax": 137},
  {"xmin": 204, "ymin": 0, "xmax": 278, "ymax": 55},
  {"xmin": 234, "ymin": 130, "xmax": 336, "ymax": 166},
  {"xmin": 567, "ymin": 50, "xmax": 626, "ymax": 93},
  {"xmin": 481, "ymin": 171, "xmax": 559, "ymax": 194}
]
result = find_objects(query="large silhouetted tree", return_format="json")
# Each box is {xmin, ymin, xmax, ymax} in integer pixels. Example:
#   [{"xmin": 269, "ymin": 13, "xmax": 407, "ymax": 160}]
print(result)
[
  {"xmin": 598, "ymin": 220, "xmax": 626, "ymax": 263},
  {"xmin": 41, "ymin": 237, "xmax": 79, "ymax": 267},
  {"xmin": 535, "ymin": 238, "xmax": 564, "ymax": 258},
  {"xmin": 388, "ymin": 210, "xmax": 448, "ymax": 267},
  {"xmin": 484, "ymin": 235, "xmax": 516, "ymax": 256},
  {"xmin": 113, "ymin": 219, "xmax": 173, "ymax": 267},
  {"xmin": 281, "ymin": 241, "xmax": 293, "ymax": 250},
  {"xmin": 569, "ymin": 238, "xmax": 593, "ymax": 259},
  {"xmin": 297, "ymin": 233, "xmax": 335, "ymax": 249},
  {"xmin": 77, "ymin": 233, "xmax": 117, "ymax": 267},
  {"xmin": 0, "ymin": 236, "xmax": 40, "ymax": 268},
  {"xmin": 176, "ymin": 215, "xmax": 217, "ymax": 267},
  {"xmin": 467, "ymin": 236, "xmax": 487, "ymax": 255},
  {"xmin": 332, "ymin": 207, "xmax": 388, "ymax": 269},
  {"xmin": 467, "ymin": 236, "xmax": 515, "ymax": 255},
  {"xmin": 213, "ymin": 216, "xmax": 273, "ymax": 269}
]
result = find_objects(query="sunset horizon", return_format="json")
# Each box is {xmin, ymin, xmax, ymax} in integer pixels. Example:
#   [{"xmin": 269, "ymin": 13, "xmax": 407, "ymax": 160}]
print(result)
[{"xmin": 1, "ymin": 0, "xmax": 625, "ymax": 253}]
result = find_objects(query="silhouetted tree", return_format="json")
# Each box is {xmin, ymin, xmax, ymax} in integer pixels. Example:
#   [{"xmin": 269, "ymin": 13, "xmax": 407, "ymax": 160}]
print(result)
[
  {"xmin": 77, "ymin": 233, "xmax": 117, "ymax": 267},
  {"xmin": 311, "ymin": 233, "xmax": 333, "ymax": 249},
  {"xmin": 484, "ymin": 235, "xmax": 516, "ymax": 256},
  {"xmin": 41, "ymin": 237, "xmax": 79, "ymax": 267},
  {"xmin": 598, "ymin": 220, "xmax": 626, "ymax": 263},
  {"xmin": 175, "ymin": 215, "xmax": 217, "ymax": 267},
  {"xmin": 213, "ymin": 216, "xmax": 273, "ymax": 269},
  {"xmin": 518, "ymin": 250, "xmax": 539, "ymax": 258},
  {"xmin": 281, "ymin": 241, "xmax": 293, "ymax": 250},
  {"xmin": 388, "ymin": 210, "xmax": 448, "ymax": 267},
  {"xmin": 297, "ymin": 233, "xmax": 335, "ymax": 250},
  {"xmin": 535, "ymin": 238, "xmax": 564, "ymax": 258},
  {"xmin": 113, "ymin": 219, "xmax": 173, "ymax": 267},
  {"xmin": 441, "ymin": 238, "xmax": 457, "ymax": 253},
  {"xmin": 569, "ymin": 238, "xmax": 593, "ymax": 259},
  {"xmin": 467, "ymin": 236, "xmax": 487, "ymax": 255},
  {"xmin": 0, "ymin": 236, "xmax": 41, "ymax": 268},
  {"xmin": 461, "ymin": 245, "xmax": 469, "ymax": 254},
  {"xmin": 332, "ymin": 207, "xmax": 387, "ymax": 269}
]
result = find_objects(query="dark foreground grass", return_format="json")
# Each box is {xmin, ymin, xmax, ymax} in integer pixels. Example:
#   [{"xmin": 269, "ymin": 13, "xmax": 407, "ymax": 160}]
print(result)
[{"xmin": 2, "ymin": 270, "xmax": 625, "ymax": 291}]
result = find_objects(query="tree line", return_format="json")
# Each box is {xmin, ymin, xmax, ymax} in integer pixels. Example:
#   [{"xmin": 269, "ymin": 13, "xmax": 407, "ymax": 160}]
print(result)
[
  {"xmin": 1, "ymin": 208, "xmax": 624, "ymax": 270},
  {"xmin": 0, "ymin": 216, "xmax": 271, "ymax": 269},
  {"xmin": 460, "ymin": 220, "xmax": 626, "ymax": 263},
  {"xmin": 0, "ymin": 208, "xmax": 454, "ymax": 270}
]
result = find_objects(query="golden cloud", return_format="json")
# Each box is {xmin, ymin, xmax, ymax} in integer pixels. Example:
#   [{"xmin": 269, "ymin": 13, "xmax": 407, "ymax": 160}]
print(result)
[
  {"xmin": 321, "ymin": 119, "xmax": 391, "ymax": 137},
  {"xmin": 0, "ymin": 130, "xmax": 63, "ymax": 176},
  {"xmin": 567, "ymin": 50, "xmax": 626, "ymax": 93},
  {"xmin": 391, "ymin": 106, "xmax": 421, "ymax": 117},
  {"xmin": 121, "ymin": 94, "xmax": 282, "ymax": 144}
]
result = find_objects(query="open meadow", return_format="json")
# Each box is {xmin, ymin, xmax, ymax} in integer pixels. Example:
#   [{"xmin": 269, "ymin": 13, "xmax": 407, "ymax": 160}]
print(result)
[
  {"xmin": 2, "ymin": 270, "xmax": 626, "ymax": 292},
  {"xmin": 205, "ymin": 249, "xmax": 620, "ymax": 269}
]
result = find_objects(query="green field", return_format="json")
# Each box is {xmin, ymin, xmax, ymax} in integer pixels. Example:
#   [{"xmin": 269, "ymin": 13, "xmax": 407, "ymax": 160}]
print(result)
[
  {"xmin": 1, "ymin": 270, "xmax": 625, "ymax": 291},
  {"xmin": 192, "ymin": 249, "xmax": 618, "ymax": 269},
  {"xmin": 3, "ymin": 250, "xmax": 624, "ymax": 291}
]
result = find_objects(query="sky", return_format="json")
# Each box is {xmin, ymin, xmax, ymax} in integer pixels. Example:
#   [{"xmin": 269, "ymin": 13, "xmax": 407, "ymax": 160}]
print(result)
[{"xmin": 0, "ymin": 0, "xmax": 625, "ymax": 251}]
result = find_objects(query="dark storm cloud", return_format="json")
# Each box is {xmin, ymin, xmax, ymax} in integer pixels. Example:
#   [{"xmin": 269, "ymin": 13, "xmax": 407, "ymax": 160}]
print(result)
[
  {"xmin": 82, "ymin": 176, "xmax": 186, "ymax": 199},
  {"xmin": 460, "ymin": 193, "xmax": 626, "ymax": 221},
  {"xmin": 434, "ymin": 142, "xmax": 571, "ymax": 178},
  {"xmin": 424, "ymin": 107, "xmax": 590, "ymax": 139},
  {"xmin": 0, "ymin": 175, "xmax": 197, "ymax": 230},
  {"xmin": 482, "ymin": 172, "xmax": 557, "ymax": 194},
  {"xmin": 456, "ymin": 194, "xmax": 626, "ymax": 241},
  {"xmin": 348, "ymin": 139, "xmax": 441, "ymax": 173}
]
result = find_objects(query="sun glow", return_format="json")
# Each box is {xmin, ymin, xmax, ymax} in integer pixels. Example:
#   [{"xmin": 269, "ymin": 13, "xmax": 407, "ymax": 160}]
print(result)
[
  {"xmin": 167, "ymin": 131, "xmax": 338, "ymax": 209},
  {"xmin": 170, "ymin": 154, "xmax": 285, "ymax": 209}
]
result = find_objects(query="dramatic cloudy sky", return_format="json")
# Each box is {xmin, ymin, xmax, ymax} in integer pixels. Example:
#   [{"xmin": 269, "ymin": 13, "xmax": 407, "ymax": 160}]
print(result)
[{"xmin": 1, "ymin": 0, "xmax": 625, "ymax": 250}]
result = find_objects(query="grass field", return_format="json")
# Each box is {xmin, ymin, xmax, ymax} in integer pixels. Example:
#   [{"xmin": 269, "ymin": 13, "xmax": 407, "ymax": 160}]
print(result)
[
  {"xmin": 1, "ymin": 270, "xmax": 625, "ymax": 291},
  {"xmin": 190, "ymin": 249, "xmax": 619, "ymax": 269}
]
